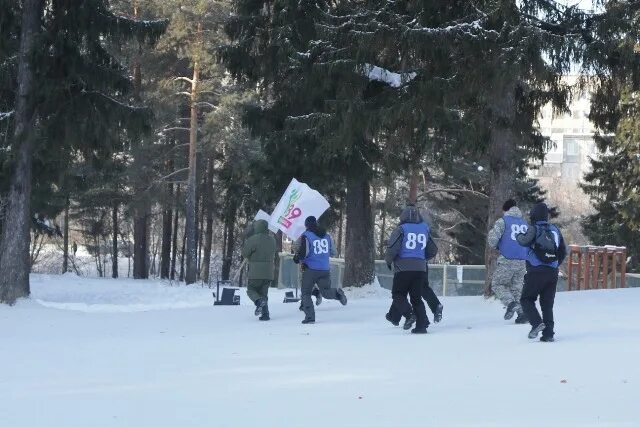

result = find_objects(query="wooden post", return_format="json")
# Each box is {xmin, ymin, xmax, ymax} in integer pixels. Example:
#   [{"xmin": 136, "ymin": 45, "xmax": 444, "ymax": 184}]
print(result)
[
  {"xmin": 620, "ymin": 247, "xmax": 627, "ymax": 288},
  {"xmin": 610, "ymin": 248, "xmax": 617, "ymax": 290}
]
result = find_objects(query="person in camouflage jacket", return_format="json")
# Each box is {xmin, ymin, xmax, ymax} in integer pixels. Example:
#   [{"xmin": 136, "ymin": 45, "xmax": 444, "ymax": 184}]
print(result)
[{"xmin": 487, "ymin": 200, "xmax": 528, "ymax": 324}]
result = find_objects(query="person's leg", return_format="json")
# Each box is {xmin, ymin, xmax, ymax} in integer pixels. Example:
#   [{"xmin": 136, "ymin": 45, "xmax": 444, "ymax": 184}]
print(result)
[
  {"xmin": 422, "ymin": 279, "xmax": 440, "ymax": 314},
  {"xmin": 312, "ymin": 285, "xmax": 322, "ymax": 306},
  {"xmin": 520, "ymin": 271, "xmax": 543, "ymax": 328},
  {"xmin": 317, "ymin": 272, "xmax": 347, "ymax": 305},
  {"xmin": 539, "ymin": 269, "xmax": 558, "ymax": 339},
  {"xmin": 386, "ymin": 302, "xmax": 402, "ymax": 325},
  {"xmin": 492, "ymin": 261, "xmax": 517, "ymax": 319},
  {"xmin": 511, "ymin": 265, "xmax": 526, "ymax": 315},
  {"xmin": 246, "ymin": 279, "xmax": 262, "ymax": 304},
  {"xmin": 247, "ymin": 279, "xmax": 267, "ymax": 316},
  {"xmin": 259, "ymin": 280, "xmax": 271, "ymax": 321},
  {"xmin": 390, "ymin": 272, "xmax": 413, "ymax": 319},
  {"xmin": 300, "ymin": 270, "xmax": 316, "ymax": 322},
  {"xmin": 410, "ymin": 272, "xmax": 429, "ymax": 332}
]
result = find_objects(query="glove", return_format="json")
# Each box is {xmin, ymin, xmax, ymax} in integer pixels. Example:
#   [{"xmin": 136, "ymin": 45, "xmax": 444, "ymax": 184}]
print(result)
[
  {"xmin": 387, "ymin": 263, "xmax": 392, "ymax": 271},
  {"xmin": 293, "ymin": 255, "xmax": 300, "ymax": 264}
]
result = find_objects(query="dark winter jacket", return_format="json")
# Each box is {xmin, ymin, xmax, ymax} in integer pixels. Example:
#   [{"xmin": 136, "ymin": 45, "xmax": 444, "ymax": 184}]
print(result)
[
  {"xmin": 516, "ymin": 203, "xmax": 567, "ymax": 270},
  {"xmin": 293, "ymin": 224, "xmax": 336, "ymax": 265},
  {"xmin": 242, "ymin": 220, "xmax": 277, "ymax": 280},
  {"xmin": 385, "ymin": 206, "xmax": 438, "ymax": 273}
]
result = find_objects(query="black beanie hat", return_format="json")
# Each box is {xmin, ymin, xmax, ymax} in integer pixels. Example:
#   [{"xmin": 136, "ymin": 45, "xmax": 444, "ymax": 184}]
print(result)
[
  {"xmin": 502, "ymin": 199, "xmax": 517, "ymax": 212},
  {"xmin": 305, "ymin": 216, "xmax": 317, "ymax": 228}
]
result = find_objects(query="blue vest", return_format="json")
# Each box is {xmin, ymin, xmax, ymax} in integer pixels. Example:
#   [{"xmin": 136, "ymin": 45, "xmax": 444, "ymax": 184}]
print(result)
[
  {"xmin": 303, "ymin": 231, "xmax": 332, "ymax": 271},
  {"xmin": 398, "ymin": 223, "xmax": 430, "ymax": 260},
  {"xmin": 498, "ymin": 216, "xmax": 529, "ymax": 260},
  {"xmin": 527, "ymin": 221, "xmax": 561, "ymax": 268}
]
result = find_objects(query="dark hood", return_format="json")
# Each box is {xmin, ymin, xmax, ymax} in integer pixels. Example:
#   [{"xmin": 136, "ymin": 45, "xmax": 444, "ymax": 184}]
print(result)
[
  {"xmin": 306, "ymin": 223, "xmax": 327, "ymax": 238},
  {"xmin": 253, "ymin": 219, "xmax": 269, "ymax": 234},
  {"xmin": 400, "ymin": 205, "xmax": 422, "ymax": 224},
  {"xmin": 530, "ymin": 202, "xmax": 549, "ymax": 223}
]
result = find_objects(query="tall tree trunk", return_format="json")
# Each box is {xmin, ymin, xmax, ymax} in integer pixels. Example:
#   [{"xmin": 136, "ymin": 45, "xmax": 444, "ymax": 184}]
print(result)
[
  {"xmin": 196, "ymin": 180, "xmax": 204, "ymax": 279},
  {"xmin": 170, "ymin": 185, "xmax": 180, "ymax": 280},
  {"xmin": 160, "ymin": 184, "xmax": 173, "ymax": 279},
  {"xmin": 378, "ymin": 184, "xmax": 389, "ymax": 259},
  {"xmin": 337, "ymin": 202, "xmax": 344, "ymax": 258},
  {"xmin": 200, "ymin": 158, "xmax": 214, "ymax": 284},
  {"xmin": 221, "ymin": 197, "xmax": 238, "ymax": 281},
  {"xmin": 185, "ymin": 52, "xmax": 200, "ymax": 285},
  {"xmin": 408, "ymin": 169, "xmax": 419, "ymax": 204},
  {"xmin": 131, "ymin": 2, "xmax": 149, "ymax": 280},
  {"xmin": 274, "ymin": 231, "xmax": 283, "ymax": 286},
  {"xmin": 112, "ymin": 202, "xmax": 119, "ymax": 278},
  {"xmin": 484, "ymin": 86, "xmax": 518, "ymax": 296},
  {"xmin": 133, "ymin": 212, "xmax": 149, "ymax": 279},
  {"xmin": 343, "ymin": 172, "xmax": 375, "ymax": 287},
  {"xmin": 62, "ymin": 198, "xmax": 69, "ymax": 273},
  {"xmin": 179, "ymin": 220, "xmax": 187, "ymax": 282},
  {"xmin": 0, "ymin": 0, "xmax": 42, "ymax": 304}
]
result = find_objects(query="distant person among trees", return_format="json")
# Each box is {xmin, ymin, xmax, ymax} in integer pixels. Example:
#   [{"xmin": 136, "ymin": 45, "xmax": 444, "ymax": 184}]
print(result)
[
  {"xmin": 293, "ymin": 216, "xmax": 347, "ymax": 324},
  {"xmin": 384, "ymin": 205, "xmax": 434, "ymax": 334},
  {"xmin": 516, "ymin": 203, "xmax": 567, "ymax": 342},
  {"xmin": 242, "ymin": 220, "xmax": 277, "ymax": 321},
  {"xmin": 487, "ymin": 199, "xmax": 529, "ymax": 324}
]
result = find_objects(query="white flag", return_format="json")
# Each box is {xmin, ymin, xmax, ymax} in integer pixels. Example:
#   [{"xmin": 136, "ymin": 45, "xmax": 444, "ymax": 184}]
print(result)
[
  {"xmin": 269, "ymin": 178, "xmax": 330, "ymax": 240},
  {"xmin": 253, "ymin": 210, "xmax": 279, "ymax": 233}
]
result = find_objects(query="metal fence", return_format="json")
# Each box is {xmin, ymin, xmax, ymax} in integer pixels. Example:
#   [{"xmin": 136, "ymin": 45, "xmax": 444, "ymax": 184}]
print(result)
[{"xmin": 277, "ymin": 254, "xmax": 640, "ymax": 296}]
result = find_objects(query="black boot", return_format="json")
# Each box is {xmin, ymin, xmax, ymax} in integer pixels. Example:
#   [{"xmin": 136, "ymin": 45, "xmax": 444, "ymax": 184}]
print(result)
[
  {"xmin": 403, "ymin": 312, "xmax": 416, "ymax": 331},
  {"xmin": 433, "ymin": 304, "xmax": 443, "ymax": 323},
  {"xmin": 336, "ymin": 288, "xmax": 347, "ymax": 306},
  {"xmin": 528, "ymin": 323, "xmax": 546, "ymax": 339},
  {"xmin": 540, "ymin": 336, "xmax": 554, "ymax": 342},
  {"xmin": 254, "ymin": 298, "xmax": 266, "ymax": 317},
  {"xmin": 515, "ymin": 313, "xmax": 528, "ymax": 324},
  {"xmin": 385, "ymin": 312, "xmax": 399, "ymax": 326},
  {"xmin": 259, "ymin": 305, "xmax": 270, "ymax": 321},
  {"xmin": 301, "ymin": 318, "xmax": 315, "ymax": 324},
  {"xmin": 504, "ymin": 301, "xmax": 518, "ymax": 320},
  {"xmin": 411, "ymin": 327, "xmax": 428, "ymax": 334}
]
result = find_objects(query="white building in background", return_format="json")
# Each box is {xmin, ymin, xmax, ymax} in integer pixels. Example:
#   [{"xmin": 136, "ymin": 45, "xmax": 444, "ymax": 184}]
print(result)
[{"xmin": 530, "ymin": 76, "xmax": 601, "ymax": 240}]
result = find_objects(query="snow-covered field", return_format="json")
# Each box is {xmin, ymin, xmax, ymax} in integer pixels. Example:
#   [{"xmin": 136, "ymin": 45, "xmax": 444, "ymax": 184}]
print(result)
[{"xmin": 1, "ymin": 274, "xmax": 639, "ymax": 427}]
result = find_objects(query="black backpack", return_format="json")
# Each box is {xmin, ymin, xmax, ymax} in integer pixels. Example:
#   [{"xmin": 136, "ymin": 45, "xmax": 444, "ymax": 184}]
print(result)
[{"xmin": 531, "ymin": 224, "xmax": 559, "ymax": 264}]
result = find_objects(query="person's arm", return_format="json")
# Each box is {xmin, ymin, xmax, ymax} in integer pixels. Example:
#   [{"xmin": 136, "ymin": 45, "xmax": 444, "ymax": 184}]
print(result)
[
  {"xmin": 487, "ymin": 218, "xmax": 505, "ymax": 250},
  {"xmin": 330, "ymin": 236, "xmax": 337, "ymax": 257},
  {"xmin": 384, "ymin": 227, "xmax": 403, "ymax": 268},
  {"xmin": 425, "ymin": 236, "xmax": 438, "ymax": 260},
  {"xmin": 557, "ymin": 232, "xmax": 567, "ymax": 265},
  {"xmin": 241, "ymin": 236, "xmax": 255, "ymax": 259},
  {"xmin": 293, "ymin": 235, "xmax": 307, "ymax": 264},
  {"xmin": 516, "ymin": 224, "xmax": 537, "ymax": 247}
]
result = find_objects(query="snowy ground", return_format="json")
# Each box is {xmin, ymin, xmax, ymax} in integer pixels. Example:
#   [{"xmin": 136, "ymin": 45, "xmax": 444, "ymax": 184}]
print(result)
[{"xmin": 1, "ymin": 275, "xmax": 639, "ymax": 427}]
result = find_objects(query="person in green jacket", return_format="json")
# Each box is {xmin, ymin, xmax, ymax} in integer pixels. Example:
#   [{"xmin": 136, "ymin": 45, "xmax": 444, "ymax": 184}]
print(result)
[{"xmin": 242, "ymin": 219, "xmax": 277, "ymax": 321}]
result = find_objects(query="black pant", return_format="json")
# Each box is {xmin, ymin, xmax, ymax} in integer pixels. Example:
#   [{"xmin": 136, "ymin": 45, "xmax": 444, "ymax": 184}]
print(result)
[
  {"xmin": 389, "ymin": 271, "xmax": 428, "ymax": 329},
  {"xmin": 520, "ymin": 267, "xmax": 558, "ymax": 338},
  {"xmin": 387, "ymin": 278, "xmax": 440, "ymax": 325}
]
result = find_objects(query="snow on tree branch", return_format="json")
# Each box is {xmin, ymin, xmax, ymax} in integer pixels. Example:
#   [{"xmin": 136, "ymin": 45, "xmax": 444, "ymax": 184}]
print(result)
[
  {"xmin": 0, "ymin": 111, "xmax": 14, "ymax": 121},
  {"xmin": 361, "ymin": 64, "xmax": 417, "ymax": 88}
]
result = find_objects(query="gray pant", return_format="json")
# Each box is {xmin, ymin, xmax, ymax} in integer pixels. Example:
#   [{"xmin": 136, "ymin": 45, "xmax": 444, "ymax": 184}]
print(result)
[
  {"xmin": 301, "ymin": 269, "xmax": 339, "ymax": 320},
  {"xmin": 492, "ymin": 258, "xmax": 526, "ymax": 314}
]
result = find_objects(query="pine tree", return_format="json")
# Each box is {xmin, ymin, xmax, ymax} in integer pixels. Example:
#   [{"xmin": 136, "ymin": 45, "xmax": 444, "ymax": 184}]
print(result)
[
  {"xmin": 0, "ymin": 0, "xmax": 166, "ymax": 304},
  {"xmin": 580, "ymin": 1, "xmax": 640, "ymax": 271}
]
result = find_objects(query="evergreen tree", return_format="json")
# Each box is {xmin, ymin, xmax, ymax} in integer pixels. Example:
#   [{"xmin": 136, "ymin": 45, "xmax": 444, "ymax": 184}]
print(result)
[
  {"xmin": 0, "ymin": 0, "xmax": 166, "ymax": 304},
  {"xmin": 583, "ymin": 88, "xmax": 640, "ymax": 271},
  {"xmin": 580, "ymin": 1, "xmax": 640, "ymax": 270}
]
